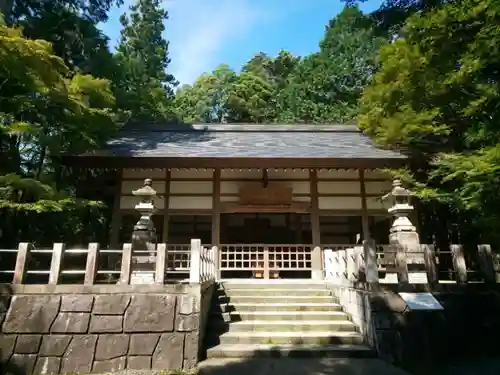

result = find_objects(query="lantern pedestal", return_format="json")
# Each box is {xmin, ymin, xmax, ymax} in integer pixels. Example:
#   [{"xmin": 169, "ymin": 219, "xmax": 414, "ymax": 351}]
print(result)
[
  {"xmin": 130, "ymin": 230, "xmax": 157, "ymax": 285},
  {"xmin": 383, "ymin": 180, "xmax": 427, "ymax": 284},
  {"xmin": 129, "ymin": 179, "xmax": 159, "ymax": 285}
]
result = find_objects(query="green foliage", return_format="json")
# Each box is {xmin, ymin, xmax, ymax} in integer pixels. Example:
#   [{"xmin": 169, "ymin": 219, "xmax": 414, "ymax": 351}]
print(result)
[
  {"xmin": 114, "ymin": 0, "xmax": 177, "ymax": 121},
  {"xmin": 174, "ymin": 64, "xmax": 237, "ymax": 123},
  {"xmin": 226, "ymin": 71, "xmax": 276, "ymax": 123},
  {"xmin": 277, "ymin": 6, "xmax": 388, "ymax": 123},
  {"xmin": 0, "ymin": 18, "xmax": 116, "ymax": 246},
  {"xmin": 172, "ymin": 7, "xmax": 382, "ymax": 125},
  {"xmin": 358, "ymin": 0, "xmax": 500, "ymax": 243}
]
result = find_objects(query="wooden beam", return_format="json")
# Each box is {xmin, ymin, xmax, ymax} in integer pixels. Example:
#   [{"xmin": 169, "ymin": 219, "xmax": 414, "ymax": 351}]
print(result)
[
  {"xmin": 359, "ymin": 169, "xmax": 371, "ymax": 241},
  {"xmin": 309, "ymin": 169, "xmax": 322, "ymax": 280},
  {"xmin": 63, "ymin": 155, "xmax": 409, "ymax": 170}
]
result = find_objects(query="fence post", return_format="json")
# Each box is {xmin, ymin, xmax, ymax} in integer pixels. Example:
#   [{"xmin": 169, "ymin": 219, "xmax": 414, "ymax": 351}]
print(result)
[
  {"xmin": 363, "ymin": 239, "xmax": 379, "ymax": 283},
  {"xmin": 13, "ymin": 242, "xmax": 32, "ymax": 284},
  {"xmin": 422, "ymin": 244, "xmax": 438, "ymax": 286},
  {"xmin": 211, "ymin": 246, "xmax": 217, "ymax": 280},
  {"xmin": 119, "ymin": 243, "xmax": 132, "ymax": 285},
  {"xmin": 189, "ymin": 239, "xmax": 201, "ymax": 283},
  {"xmin": 212, "ymin": 246, "xmax": 220, "ymax": 280},
  {"xmin": 84, "ymin": 243, "xmax": 100, "ymax": 285},
  {"xmin": 338, "ymin": 249, "xmax": 347, "ymax": 285},
  {"xmin": 155, "ymin": 243, "xmax": 167, "ymax": 284},
  {"xmin": 395, "ymin": 245, "xmax": 409, "ymax": 284},
  {"xmin": 48, "ymin": 243, "xmax": 65, "ymax": 285},
  {"xmin": 323, "ymin": 248, "xmax": 333, "ymax": 281},
  {"xmin": 450, "ymin": 244, "xmax": 467, "ymax": 284},
  {"xmin": 477, "ymin": 244, "xmax": 496, "ymax": 284}
]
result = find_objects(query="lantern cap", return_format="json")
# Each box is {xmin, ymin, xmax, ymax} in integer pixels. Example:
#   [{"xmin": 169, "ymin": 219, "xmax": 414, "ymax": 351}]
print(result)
[
  {"xmin": 382, "ymin": 179, "xmax": 413, "ymax": 201},
  {"xmin": 132, "ymin": 178, "xmax": 157, "ymax": 197}
]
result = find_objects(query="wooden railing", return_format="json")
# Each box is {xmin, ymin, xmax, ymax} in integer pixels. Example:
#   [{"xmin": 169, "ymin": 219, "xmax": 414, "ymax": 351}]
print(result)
[
  {"xmin": 0, "ymin": 240, "xmax": 217, "ymax": 285},
  {"xmin": 323, "ymin": 242, "xmax": 500, "ymax": 285},
  {"xmin": 219, "ymin": 244, "xmax": 313, "ymax": 278}
]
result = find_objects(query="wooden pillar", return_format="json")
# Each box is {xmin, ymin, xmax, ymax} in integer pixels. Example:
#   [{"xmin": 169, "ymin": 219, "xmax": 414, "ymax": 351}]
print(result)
[
  {"xmin": 309, "ymin": 169, "xmax": 322, "ymax": 280},
  {"xmin": 109, "ymin": 169, "xmax": 122, "ymax": 249},
  {"xmin": 212, "ymin": 169, "xmax": 221, "ymax": 279},
  {"xmin": 359, "ymin": 169, "xmax": 370, "ymax": 241},
  {"xmin": 162, "ymin": 169, "xmax": 171, "ymax": 243},
  {"xmin": 211, "ymin": 168, "xmax": 221, "ymax": 246}
]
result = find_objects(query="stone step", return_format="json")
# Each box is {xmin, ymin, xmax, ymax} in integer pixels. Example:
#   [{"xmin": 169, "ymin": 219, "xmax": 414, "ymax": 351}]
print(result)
[
  {"xmin": 211, "ymin": 310, "xmax": 352, "ymax": 322},
  {"xmin": 217, "ymin": 331, "xmax": 365, "ymax": 345},
  {"xmin": 217, "ymin": 302, "xmax": 344, "ymax": 313},
  {"xmin": 219, "ymin": 281, "xmax": 328, "ymax": 290},
  {"xmin": 218, "ymin": 295, "xmax": 336, "ymax": 304},
  {"xmin": 211, "ymin": 320, "xmax": 358, "ymax": 333},
  {"xmin": 206, "ymin": 343, "xmax": 375, "ymax": 359},
  {"xmin": 217, "ymin": 288, "xmax": 332, "ymax": 297}
]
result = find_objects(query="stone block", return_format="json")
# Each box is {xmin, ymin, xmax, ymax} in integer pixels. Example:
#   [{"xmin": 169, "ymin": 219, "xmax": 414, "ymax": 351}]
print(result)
[
  {"xmin": 176, "ymin": 313, "xmax": 199, "ymax": 332},
  {"xmin": 152, "ymin": 332, "xmax": 184, "ymax": 370},
  {"xmin": 14, "ymin": 334, "xmax": 42, "ymax": 354},
  {"xmin": 178, "ymin": 294, "xmax": 199, "ymax": 315},
  {"xmin": 129, "ymin": 334, "xmax": 160, "ymax": 355},
  {"xmin": 127, "ymin": 356, "xmax": 152, "ymax": 369},
  {"xmin": 39, "ymin": 335, "xmax": 72, "ymax": 356},
  {"xmin": 60, "ymin": 295, "xmax": 93, "ymax": 312},
  {"xmin": 124, "ymin": 295, "xmax": 176, "ymax": 332},
  {"xmin": 95, "ymin": 334, "xmax": 129, "ymax": 360},
  {"xmin": 184, "ymin": 358, "xmax": 197, "ymax": 370},
  {"xmin": 89, "ymin": 315, "xmax": 123, "ymax": 333},
  {"xmin": 61, "ymin": 334, "xmax": 97, "ymax": 374},
  {"xmin": 3, "ymin": 295, "xmax": 60, "ymax": 333},
  {"xmin": 93, "ymin": 356, "xmax": 126, "ymax": 373},
  {"xmin": 0, "ymin": 296, "xmax": 10, "ymax": 313},
  {"xmin": 93, "ymin": 295, "xmax": 130, "ymax": 315},
  {"xmin": 8, "ymin": 353, "xmax": 37, "ymax": 374},
  {"xmin": 51, "ymin": 312, "xmax": 90, "ymax": 333},
  {"xmin": 33, "ymin": 356, "xmax": 61, "ymax": 375},
  {"xmin": 184, "ymin": 331, "xmax": 199, "ymax": 362},
  {"xmin": 0, "ymin": 334, "xmax": 16, "ymax": 361}
]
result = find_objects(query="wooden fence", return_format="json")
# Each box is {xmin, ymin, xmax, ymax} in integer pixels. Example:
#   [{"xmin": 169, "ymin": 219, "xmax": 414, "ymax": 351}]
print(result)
[
  {"xmin": 323, "ymin": 242, "xmax": 500, "ymax": 286},
  {"xmin": 0, "ymin": 239, "xmax": 217, "ymax": 285}
]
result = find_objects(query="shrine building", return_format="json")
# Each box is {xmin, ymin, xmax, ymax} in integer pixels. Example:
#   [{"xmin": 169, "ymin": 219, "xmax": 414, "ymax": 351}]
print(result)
[{"xmin": 63, "ymin": 123, "xmax": 408, "ymax": 279}]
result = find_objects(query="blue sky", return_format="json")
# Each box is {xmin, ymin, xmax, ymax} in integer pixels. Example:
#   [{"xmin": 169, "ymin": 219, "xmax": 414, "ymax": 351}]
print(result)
[{"xmin": 99, "ymin": 0, "xmax": 383, "ymax": 85}]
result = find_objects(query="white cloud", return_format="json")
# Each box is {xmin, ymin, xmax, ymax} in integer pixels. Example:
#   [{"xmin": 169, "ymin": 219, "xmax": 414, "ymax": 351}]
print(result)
[
  {"xmin": 103, "ymin": 0, "xmax": 274, "ymax": 85},
  {"xmin": 166, "ymin": 0, "xmax": 269, "ymax": 85}
]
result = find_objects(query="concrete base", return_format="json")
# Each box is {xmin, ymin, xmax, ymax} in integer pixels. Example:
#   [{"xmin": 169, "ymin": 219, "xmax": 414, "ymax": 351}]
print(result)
[{"xmin": 130, "ymin": 271, "xmax": 155, "ymax": 285}]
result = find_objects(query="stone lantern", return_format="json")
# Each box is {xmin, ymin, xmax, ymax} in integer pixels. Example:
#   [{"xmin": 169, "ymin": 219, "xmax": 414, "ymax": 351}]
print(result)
[
  {"xmin": 382, "ymin": 179, "xmax": 417, "ymax": 234},
  {"xmin": 130, "ymin": 178, "xmax": 158, "ymax": 284},
  {"xmin": 382, "ymin": 179, "xmax": 426, "ymax": 283}
]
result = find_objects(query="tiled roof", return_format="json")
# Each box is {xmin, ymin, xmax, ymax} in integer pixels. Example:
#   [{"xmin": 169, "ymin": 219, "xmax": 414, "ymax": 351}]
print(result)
[{"xmin": 86, "ymin": 123, "xmax": 406, "ymax": 160}]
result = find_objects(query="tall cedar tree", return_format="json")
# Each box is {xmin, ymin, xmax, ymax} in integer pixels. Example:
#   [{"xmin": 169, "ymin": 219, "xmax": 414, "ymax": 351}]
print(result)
[{"xmin": 114, "ymin": 0, "xmax": 177, "ymax": 121}]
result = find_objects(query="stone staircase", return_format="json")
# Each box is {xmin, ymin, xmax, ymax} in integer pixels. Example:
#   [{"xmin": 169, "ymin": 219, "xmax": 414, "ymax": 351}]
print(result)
[{"xmin": 204, "ymin": 280, "xmax": 374, "ymax": 359}]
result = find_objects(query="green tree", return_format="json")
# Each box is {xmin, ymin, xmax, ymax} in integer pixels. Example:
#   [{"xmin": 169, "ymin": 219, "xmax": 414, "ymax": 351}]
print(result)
[
  {"xmin": 226, "ymin": 71, "xmax": 276, "ymax": 123},
  {"xmin": 174, "ymin": 64, "xmax": 236, "ymax": 123},
  {"xmin": 0, "ymin": 20, "xmax": 117, "ymax": 246},
  {"xmin": 278, "ymin": 6, "xmax": 387, "ymax": 123},
  {"xmin": 358, "ymin": 0, "xmax": 500, "ymax": 245},
  {"xmin": 114, "ymin": 0, "xmax": 177, "ymax": 121}
]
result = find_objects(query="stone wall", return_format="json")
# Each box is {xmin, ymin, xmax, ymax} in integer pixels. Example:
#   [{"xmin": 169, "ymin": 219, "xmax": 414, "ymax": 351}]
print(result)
[
  {"xmin": 344, "ymin": 285, "xmax": 500, "ymax": 372},
  {"xmin": 327, "ymin": 284, "xmax": 375, "ymax": 347},
  {"xmin": 0, "ymin": 283, "xmax": 215, "ymax": 375}
]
